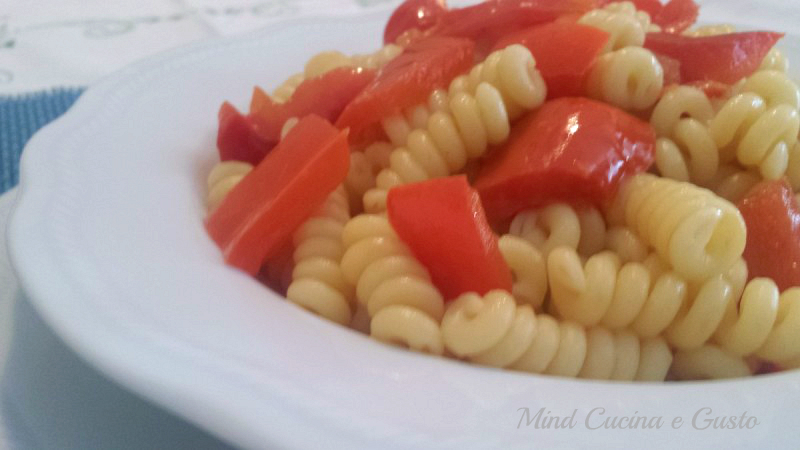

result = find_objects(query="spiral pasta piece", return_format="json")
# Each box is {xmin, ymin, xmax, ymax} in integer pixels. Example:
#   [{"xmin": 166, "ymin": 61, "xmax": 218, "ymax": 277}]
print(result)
[
  {"xmin": 548, "ymin": 246, "xmax": 691, "ymax": 338},
  {"xmin": 736, "ymin": 70, "xmax": 800, "ymax": 109},
  {"xmin": 650, "ymin": 86, "xmax": 719, "ymax": 183},
  {"xmin": 579, "ymin": 2, "xmax": 651, "ymax": 52},
  {"xmin": 709, "ymin": 92, "xmax": 800, "ymax": 180},
  {"xmin": 340, "ymin": 214, "xmax": 445, "ymax": 354},
  {"xmin": 586, "ymin": 47, "xmax": 664, "ymax": 111},
  {"xmin": 652, "ymin": 258, "xmax": 800, "ymax": 362},
  {"xmin": 363, "ymin": 44, "xmax": 547, "ymax": 212},
  {"xmin": 441, "ymin": 290, "xmax": 672, "ymax": 380},
  {"xmin": 206, "ymin": 161, "xmax": 253, "ymax": 212},
  {"xmin": 760, "ymin": 48, "xmax": 789, "ymax": 73},
  {"xmin": 610, "ymin": 174, "xmax": 746, "ymax": 281},
  {"xmin": 509, "ymin": 203, "xmax": 581, "ymax": 257},
  {"xmin": 345, "ymin": 141, "xmax": 393, "ymax": 212},
  {"xmin": 712, "ymin": 278, "xmax": 800, "ymax": 362},
  {"xmin": 498, "ymin": 235, "xmax": 547, "ymax": 310},
  {"xmin": 604, "ymin": 226, "xmax": 649, "ymax": 264},
  {"xmin": 286, "ymin": 186, "xmax": 354, "ymax": 326}
]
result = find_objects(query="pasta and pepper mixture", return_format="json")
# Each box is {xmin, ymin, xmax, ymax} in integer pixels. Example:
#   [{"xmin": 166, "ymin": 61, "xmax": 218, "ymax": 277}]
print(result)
[{"xmin": 204, "ymin": 0, "xmax": 800, "ymax": 381}]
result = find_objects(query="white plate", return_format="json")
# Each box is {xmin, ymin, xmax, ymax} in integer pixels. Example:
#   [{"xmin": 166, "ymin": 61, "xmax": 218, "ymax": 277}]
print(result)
[{"xmin": 8, "ymin": 10, "xmax": 800, "ymax": 450}]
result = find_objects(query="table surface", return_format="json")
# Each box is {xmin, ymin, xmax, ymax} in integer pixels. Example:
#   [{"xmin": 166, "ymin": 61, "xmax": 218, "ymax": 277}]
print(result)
[{"xmin": 2, "ymin": 0, "xmax": 800, "ymax": 448}]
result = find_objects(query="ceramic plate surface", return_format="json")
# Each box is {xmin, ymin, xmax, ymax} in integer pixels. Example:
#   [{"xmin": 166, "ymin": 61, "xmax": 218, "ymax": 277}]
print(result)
[{"xmin": 8, "ymin": 9, "xmax": 800, "ymax": 449}]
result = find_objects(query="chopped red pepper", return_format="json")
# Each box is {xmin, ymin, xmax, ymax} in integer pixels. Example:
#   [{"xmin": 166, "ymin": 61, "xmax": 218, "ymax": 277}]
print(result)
[
  {"xmin": 217, "ymin": 102, "xmax": 272, "ymax": 165},
  {"xmin": 429, "ymin": 0, "xmax": 595, "ymax": 52},
  {"xmin": 250, "ymin": 66, "xmax": 375, "ymax": 146},
  {"xmin": 738, "ymin": 179, "xmax": 800, "ymax": 291},
  {"xmin": 206, "ymin": 115, "xmax": 350, "ymax": 275},
  {"xmin": 474, "ymin": 97, "xmax": 655, "ymax": 222},
  {"xmin": 493, "ymin": 22, "xmax": 609, "ymax": 98},
  {"xmin": 384, "ymin": 0, "xmax": 448, "ymax": 45},
  {"xmin": 387, "ymin": 175, "xmax": 512, "ymax": 300},
  {"xmin": 644, "ymin": 31, "xmax": 783, "ymax": 84},
  {"xmin": 336, "ymin": 36, "xmax": 474, "ymax": 144}
]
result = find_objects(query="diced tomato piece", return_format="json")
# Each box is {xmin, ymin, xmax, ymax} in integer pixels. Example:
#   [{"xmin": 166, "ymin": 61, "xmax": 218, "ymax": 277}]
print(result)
[
  {"xmin": 737, "ymin": 179, "xmax": 800, "ymax": 291},
  {"xmin": 474, "ymin": 97, "xmax": 655, "ymax": 222},
  {"xmin": 655, "ymin": 0, "xmax": 699, "ymax": 33},
  {"xmin": 336, "ymin": 36, "xmax": 474, "ymax": 144},
  {"xmin": 493, "ymin": 22, "xmax": 609, "ymax": 98},
  {"xmin": 429, "ymin": 0, "xmax": 594, "ymax": 52},
  {"xmin": 644, "ymin": 31, "xmax": 783, "ymax": 84},
  {"xmin": 206, "ymin": 115, "xmax": 350, "ymax": 275},
  {"xmin": 653, "ymin": 52, "xmax": 681, "ymax": 85},
  {"xmin": 250, "ymin": 66, "xmax": 375, "ymax": 145},
  {"xmin": 384, "ymin": 0, "xmax": 448, "ymax": 45},
  {"xmin": 217, "ymin": 102, "xmax": 273, "ymax": 165},
  {"xmin": 387, "ymin": 175, "xmax": 512, "ymax": 300}
]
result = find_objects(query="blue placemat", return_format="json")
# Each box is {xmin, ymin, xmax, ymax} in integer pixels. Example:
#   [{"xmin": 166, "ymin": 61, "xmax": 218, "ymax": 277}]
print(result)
[{"xmin": 0, "ymin": 88, "xmax": 85, "ymax": 195}]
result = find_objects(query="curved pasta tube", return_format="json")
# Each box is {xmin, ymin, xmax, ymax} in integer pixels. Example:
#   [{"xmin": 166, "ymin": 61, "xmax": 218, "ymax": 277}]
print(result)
[
  {"xmin": 548, "ymin": 247, "xmax": 691, "ymax": 338},
  {"xmin": 650, "ymin": 85, "xmax": 715, "ymax": 138},
  {"xmin": 736, "ymin": 70, "xmax": 800, "ymax": 109},
  {"xmin": 508, "ymin": 203, "xmax": 581, "ymax": 257},
  {"xmin": 671, "ymin": 345, "xmax": 751, "ymax": 380},
  {"xmin": 586, "ymin": 47, "xmax": 664, "ymax": 111},
  {"xmin": 363, "ymin": 44, "xmax": 547, "ymax": 212},
  {"xmin": 709, "ymin": 93, "xmax": 800, "ymax": 180},
  {"xmin": 498, "ymin": 235, "xmax": 547, "ymax": 310},
  {"xmin": 712, "ymin": 278, "xmax": 800, "ymax": 362},
  {"xmin": 578, "ymin": 2, "xmax": 650, "ymax": 52},
  {"xmin": 604, "ymin": 226, "xmax": 649, "ymax": 264},
  {"xmin": 759, "ymin": 48, "xmax": 789, "ymax": 73},
  {"xmin": 286, "ymin": 186, "xmax": 354, "ymax": 325},
  {"xmin": 340, "ymin": 214, "xmax": 445, "ymax": 354},
  {"xmin": 206, "ymin": 161, "xmax": 253, "ymax": 212},
  {"xmin": 441, "ymin": 290, "xmax": 672, "ymax": 380},
  {"xmin": 344, "ymin": 141, "xmax": 393, "ymax": 212},
  {"xmin": 650, "ymin": 86, "xmax": 719, "ymax": 183},
  {"xmin": 610, "ymin": 174, "xmax": 746, "ymax": 282},
  {"xmin": 510, "ymin": 204, "xmax": 610, "ymax": 259}
]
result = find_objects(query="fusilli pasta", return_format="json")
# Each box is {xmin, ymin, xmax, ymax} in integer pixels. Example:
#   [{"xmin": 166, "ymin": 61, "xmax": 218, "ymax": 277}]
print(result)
[
  {"xmin": 340, "ymin": 214, "xmax": 445, "ymax": 354},
  {"xmin": 548, "ymin": 246, "xmax": 688, "ymax": 338},
  {"xmin": 650, "ymin": 86, "xmax": 719, "ymax": 183},
  {"xmin": 286, "ymin": 186, "xmax": 354, "ymax": 325},
  {"xmin": 363, "ymin": 44, "xmax": 546, "ymax": 212},
  {"xmin": 609, "ymin": 174, "xmax": 747, "ymax": 281},
  {"xmin": 586, "ymin": 47, "xmax": 664, "ymax": 111},
  {"xmin": 206, "ymin": 161, "xmax": 253, "ymax": 212},
  {"xmin": 441, "ymin": 290, "xmax": 673, "ymax": 380},
  {"xmin": 498, "ymin": 235, "xmax": 548, "ymax": 310},
  {"xmin": 708, "ymin": 92, "xmax": 799, "ymax": 179},
  {"xmin": 579, "ymin": 2, "xmax": 653, "ymax": 53}
]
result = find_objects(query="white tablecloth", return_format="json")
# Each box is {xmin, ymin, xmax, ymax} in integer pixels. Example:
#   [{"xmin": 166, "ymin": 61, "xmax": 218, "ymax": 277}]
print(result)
[{"xmin": 2, "ymin": 0, "xmax": 800, "ymax": 448}]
